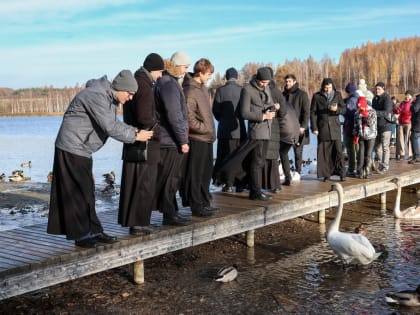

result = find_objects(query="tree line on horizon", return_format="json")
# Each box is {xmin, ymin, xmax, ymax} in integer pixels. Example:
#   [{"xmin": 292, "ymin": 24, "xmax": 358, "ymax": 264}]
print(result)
[{"xmin": 1, "ymin": 36, "xmax": 419, "ymax": 115}]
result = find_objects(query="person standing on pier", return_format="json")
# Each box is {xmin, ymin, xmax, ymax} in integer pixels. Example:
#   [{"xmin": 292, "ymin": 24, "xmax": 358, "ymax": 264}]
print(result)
[
  {"xmin": 212, "ymin": 67, "xmax": 246, "ymax": 193},
  {"xmin": 48, "ymin": 70, "xmax": 153, "ymax": 248},
  {"xmin": 371, "ymin": 82, "xmax": 393, "ymax": 174},
  {"xmin": 282, "ymin": 74, "xmax": 310, "ymax": 176},
  {"xmin": 409, "ymin": 89, "xmax": 420, "ymax": 164},
  {"xmin": 310, "ymin": 78, "xmax": 347, "ymax": 182},
  {"xmin": 240, "ymin": 67, "xmax": 277, "ymax": 201},
  {"xmin": 153, "ymin": 51, "xmax": 192, "ymax": 226},
  {"xmin": 180, "ymin": 58, "xmax": 217, "ymax": 217},
  {"xmin": 118, "ymin": 53, "xmax": 165, "ymax": 236}
]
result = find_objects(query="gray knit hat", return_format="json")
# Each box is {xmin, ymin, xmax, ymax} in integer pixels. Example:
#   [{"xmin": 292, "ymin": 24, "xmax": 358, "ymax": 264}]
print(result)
[
  {"xmin": 111, "ymin": 70, "xmax": 138, "ymax": 93},
  {"xmin": 170, "ymin": 51, "xmax": 191, "ymax": 66},
  {"xmin": 256, "ymin": 67, "xmax": 272, "ymax": 81}
]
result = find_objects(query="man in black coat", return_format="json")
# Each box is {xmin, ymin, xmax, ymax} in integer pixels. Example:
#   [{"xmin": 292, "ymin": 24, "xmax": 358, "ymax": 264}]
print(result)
[
  {"xmin": 409, "ymin": 90, "xmax": 420, "ymax": 164},
  {"xmin": 283, "ymin": 74, "xmax": 310, "ymax": 175},
  {"xmin": 212, "ymin": 67, "xmax": 246, "ymax": 192},
  {"xmin": 371, "ymin": 82, "xmax": 393, "ymax": 173}
]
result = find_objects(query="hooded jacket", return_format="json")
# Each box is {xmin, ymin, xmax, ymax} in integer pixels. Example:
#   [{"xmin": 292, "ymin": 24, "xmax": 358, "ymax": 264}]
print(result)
[
  {"xmin": 183, "ymin": 73, "xmax": 216, "ymax": 143},
  {"xmin": 55, "ymin": 75, "xmax": 137, "ymax": 158}
]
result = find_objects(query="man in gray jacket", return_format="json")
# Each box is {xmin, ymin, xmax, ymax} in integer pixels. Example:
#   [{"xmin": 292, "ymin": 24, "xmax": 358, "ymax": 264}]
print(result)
[
  {"xmin": 47, "ymin": 70, "xmax": 153, "ymax": 248},
  {"xmin": 240, "ymin": 67, "xmax": 276, "ymax": 201}
]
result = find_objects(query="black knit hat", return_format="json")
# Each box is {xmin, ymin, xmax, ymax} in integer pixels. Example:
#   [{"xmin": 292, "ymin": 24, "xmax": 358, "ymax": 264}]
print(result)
[
  {"xmin": 225, "ymin": 67, "xmax": 238, "ymax": 80},
  {"xmin": 256, "ymin": 67, "xmax": 272, "ymax": 81},
  {"xmin": 143, "ymin": 53, "xmax": 164, "ymax": 72},
  {"xmin": 405, "ymin": 89, "xmax": 415, "ymax": 97}
]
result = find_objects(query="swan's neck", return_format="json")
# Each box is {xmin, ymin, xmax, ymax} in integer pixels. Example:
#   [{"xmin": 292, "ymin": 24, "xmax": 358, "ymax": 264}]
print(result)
[
  {"xmin": 328, "ymin": 186, "xmax": 344, "ymax": 234},
  {"xmin": 394, "ymin": 183, "xmax": 401, "ymax": 218}
]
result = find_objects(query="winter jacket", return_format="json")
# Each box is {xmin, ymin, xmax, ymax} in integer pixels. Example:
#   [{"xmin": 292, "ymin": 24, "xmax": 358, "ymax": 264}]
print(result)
[
  {"xmin": 213, "ymin": 79, "xmax": 246, "ymax": 140},
  {"xmin": 240, "ymin": 78, "xmax": 274, "ymax": 140},
  {"xmin": 55, "ymin": 75, "xmax": 137, "ymax": 158},
  {"xmin": 278, "ymin": 102, "xmax": 300, "ymax": 145},
  {"xmin": 411, "ymin": 94, "xmax": 420, "ymax": 132},
  {"xmin": 372, "ymin": 92, "xmax": 393, "ymax": 132},
  {"xmin": 353, "ymin": 107, "xmax": 377, "ymax": 140},
  {"xmin": 343, "ymin": 92, "xmax": 359, "ymax": 136},
  {"xmin": 183, "ymin": 73, "xmax": 216, "ymax": 143},
  {"xmin": 310, "ymin": 90, "xmax": 346, "ymax": 142},
  {"xmin": 394, "ymin": 99, "xmax": 413, "ymax": 125},
  {"xmin": 122, "ymin": 67, "xmax": 160, "ymax": 162},
  {"xmin": 154, "ymin": 68, "xmax": 189, "ymax": 149}
]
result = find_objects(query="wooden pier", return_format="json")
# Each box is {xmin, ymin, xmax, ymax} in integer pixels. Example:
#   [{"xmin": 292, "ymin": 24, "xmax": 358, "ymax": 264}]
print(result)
[{"xmin": 0, "ymin": 161, "xmax": 419, "ymax": 300}]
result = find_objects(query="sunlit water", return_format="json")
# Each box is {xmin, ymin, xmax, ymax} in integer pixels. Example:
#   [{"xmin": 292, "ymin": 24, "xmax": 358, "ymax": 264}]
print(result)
[{"xmin": 1, "ymin": 117, "xmax": 419, "ymax": 313}]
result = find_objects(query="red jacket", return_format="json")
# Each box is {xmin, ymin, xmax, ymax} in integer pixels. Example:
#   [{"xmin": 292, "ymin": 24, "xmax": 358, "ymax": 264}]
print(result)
[{"xmin": 394, "ymin": 99, "xmax": 413, "ymax": 124}]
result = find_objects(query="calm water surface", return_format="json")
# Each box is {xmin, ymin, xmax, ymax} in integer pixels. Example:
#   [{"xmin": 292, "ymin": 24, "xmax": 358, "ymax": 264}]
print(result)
[{"xmin": 1, "ymin": 116, "xmax": 419, "ymax": 314}]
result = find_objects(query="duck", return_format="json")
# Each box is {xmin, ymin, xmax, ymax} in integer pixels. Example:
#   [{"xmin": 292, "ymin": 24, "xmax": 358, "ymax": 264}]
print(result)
[
  {"xmin": 47, "ymin": 171, "xmax": 53, "ymax": 183},
  {"xmin": 214, "ymin": 265, "xmax": 238, "ymax": 283},
  {"xmin": 9, "ymin": 170, "xmax": 30, "ymax": 182},
  {"xmin": 385, "ymin": 285, "xmax": 420, "ymax": 306},
  {"xmin": 20, "ymin": 161, "xmax": 32, "ymax": 168},
  {"xmin": 391, "ymin": 178, "xmax": 420, "ymax": 219},
  {"xmin": 0, "ymin": 173, "xmax": 6, "ymax": 182},
  {"xmin": 354, "ymin": 223, "xmax": 367, "ymax": 235},
  {"xmin": 326, "ymin": 183, "xmax": 382, "ymax": 265},
  {"xmin": 103, "ymin": 171, "xmax": 116, "ymax": 186}
]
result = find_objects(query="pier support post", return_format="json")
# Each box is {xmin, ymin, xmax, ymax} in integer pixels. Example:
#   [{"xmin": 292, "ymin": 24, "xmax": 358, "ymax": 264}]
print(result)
[
  {"xmin": 318, "ymin": 209, "xmax": 326, "ymax": 224},
  {"xmin": 132, "ymin": 260, "xmax": 144, "ymax": 284},
  {"xmin": 380, "ymin": 192, "xmax": 386, "ymax": 211},
  {"xmin": 246, "ymin": 230, "xmax": 255, "ymax": 247}
]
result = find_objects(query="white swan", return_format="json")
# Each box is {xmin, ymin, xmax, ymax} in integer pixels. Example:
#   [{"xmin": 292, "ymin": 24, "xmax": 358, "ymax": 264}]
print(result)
[
  {"xmin": 391, "ymin": 178, "xmax": 420, "ymax": 219},
  {"xmin": 326, "ymin": 183, "xmax": 382, "ymax": 265}
]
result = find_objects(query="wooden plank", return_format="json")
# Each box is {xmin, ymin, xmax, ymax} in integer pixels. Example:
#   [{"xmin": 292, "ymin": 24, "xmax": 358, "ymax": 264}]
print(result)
[{"xmin": 0, "ymin": 165, "xmax": 419, "ymax": 300}]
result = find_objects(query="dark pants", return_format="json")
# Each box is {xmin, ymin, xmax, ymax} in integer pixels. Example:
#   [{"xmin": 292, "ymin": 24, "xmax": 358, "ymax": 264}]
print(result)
[
  {"xmin": 280, "ymin": 141, "xmax": 293, "ymax": 181},
  {"xmin": 154, "ymin": 148, "xmax": 185, "ymax": 216},
  {"xmin": 181, "ymin": 140, "xmax": 213, "ymax": 211},
  {"xmin": 214, "ymin": 139, "xmax": 241, "ymax": 186},
  {"xmin": 250, "ymin": 140, "xmax": 268, "ymax": 193},
  {"xmin": 47, "ymin": 148, "xmax": 103, "ymax": 240},
  {"xmin": 317, "ymin": 139, "xmax": 346, "ymax": 178},
  {"xmin": 118, "ymin": 161, "xmax": 157, "ymax": 227},
  {"xmin": 292, "ymin": 143, "xmax": 304, "ymax": 174},
  {"xmin": 357, "ymin": 138, "xmax": 375, "ymax": 173}
]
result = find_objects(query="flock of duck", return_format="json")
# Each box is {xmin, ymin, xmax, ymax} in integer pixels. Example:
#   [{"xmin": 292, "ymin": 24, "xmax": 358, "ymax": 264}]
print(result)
[
  {"xmin": 0, "ymin": 161, "xmax": 33, "ymax": 182},
  {"xmin": 327, "ymin": 180, "xmax": 420, "ymax": 307}
]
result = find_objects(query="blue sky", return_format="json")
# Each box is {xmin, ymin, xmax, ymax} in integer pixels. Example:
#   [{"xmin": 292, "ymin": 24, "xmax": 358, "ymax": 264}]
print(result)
[{"xmin": 1, "ymin": 0, "xmax": 420, "ymax": 89}]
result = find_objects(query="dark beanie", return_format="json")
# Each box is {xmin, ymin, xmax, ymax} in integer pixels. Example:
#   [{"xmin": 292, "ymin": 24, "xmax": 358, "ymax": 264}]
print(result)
[
  {"xmin": 345, "ymin": 82, "xmax": 357, "ymax": 94},
  {"xmin": 256, "ymin": 67, "xmax": 272, "ymax": 81},
  {"xmin": 111, "ymin": 70, "xmax": 138, "ymax": 93},
  {"xmin": 143, "ymin": 53, "xmax": 164, "ymax": 72},
  {"xmin": 225, "ymin": 67, "xmax": 238, "ymax": 80},
  {"xmin": 375, "ymin": 82, "xmax": 386, "ymax": 89},
  {"xmin": 405, "ymin": 89, "xmax": 415, "ymax": 97}
]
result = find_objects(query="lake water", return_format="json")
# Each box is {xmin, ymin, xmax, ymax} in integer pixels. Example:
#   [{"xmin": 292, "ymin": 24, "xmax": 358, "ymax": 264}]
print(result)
[{"xmin": 1, "ymin": 116, "xmax": 419, "ymax": 314}]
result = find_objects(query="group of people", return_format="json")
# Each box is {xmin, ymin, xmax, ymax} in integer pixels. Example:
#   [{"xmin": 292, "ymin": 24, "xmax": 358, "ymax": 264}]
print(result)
[{"xmin": 46, "ymin": 52, "xmax": 420, "ymax": 248}]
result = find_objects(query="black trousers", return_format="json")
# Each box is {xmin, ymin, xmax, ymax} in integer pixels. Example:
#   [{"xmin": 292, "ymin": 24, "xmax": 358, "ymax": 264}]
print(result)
[
  {"xmin": 292, "ymin": 142, "xmax": 304, "ymax": 173},
  {"xmin": 357, "ymin": 138, "xmax": 375, "ymax": 173},
  {"xmin": 317, "ymin": 139, "xmax": 346, "ymax": 178},
  {"xmin": 47, "ymin": 148, "xmax": 103, "ymax": 240},
  {"xmin": 181, "ymin": 140, "xmax": 213, "ymax": 211},
  {"xmin": 280, "ymin": 141, "xmax": 293, "ymax": 182},
  {"xmin": 213, "ymin": 139, "xmax": 241, "ymax": 186},
  {"xmin": 154, "ymin": 148, "xmax": 185, "ymax": 216},
  {"xmin": 118, "ymin": 161, "xmax": 157, "ymax": 227},
  {"xmin": 249, "ymin": 140, "xmax": 268, "ymax": 193}
]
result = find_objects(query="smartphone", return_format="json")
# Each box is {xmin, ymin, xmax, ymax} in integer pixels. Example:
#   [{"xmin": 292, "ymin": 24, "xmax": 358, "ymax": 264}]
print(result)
[{"xmin": 148, "ymin": 122, "xmax": 158, "ymax": 131}]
